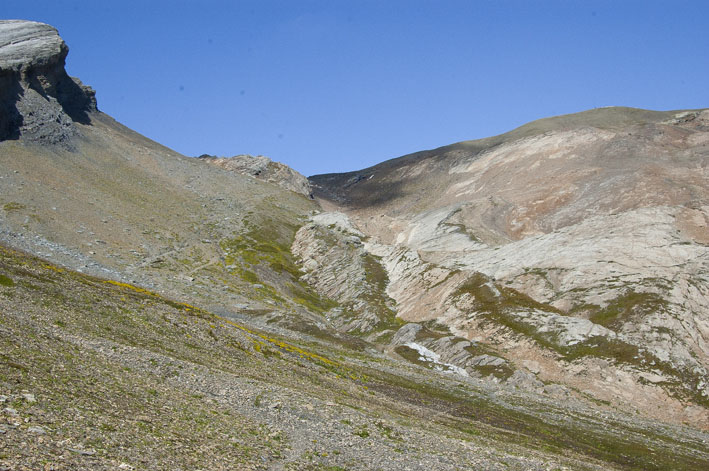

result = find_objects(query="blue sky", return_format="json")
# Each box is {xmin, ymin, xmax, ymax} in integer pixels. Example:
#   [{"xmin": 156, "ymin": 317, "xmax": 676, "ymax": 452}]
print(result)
[{"xmin": 5, "ymin": 1, "xmax": 709, "ymax": 176}]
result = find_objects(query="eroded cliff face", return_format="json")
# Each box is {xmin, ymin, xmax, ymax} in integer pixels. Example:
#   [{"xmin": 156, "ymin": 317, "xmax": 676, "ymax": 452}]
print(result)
[
  {"xmin": 0, "ymin": 20, "xmax": 96, "ymax": 146},
  {"xmin": 305, "ymin": 108, "xmax": 709, "ymax": 427}
]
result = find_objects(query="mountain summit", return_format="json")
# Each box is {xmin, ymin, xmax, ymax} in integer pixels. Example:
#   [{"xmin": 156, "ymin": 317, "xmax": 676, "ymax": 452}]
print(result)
[{"xmin": 0, "ymin": 20, "xmax": 96, "ymax": 146}]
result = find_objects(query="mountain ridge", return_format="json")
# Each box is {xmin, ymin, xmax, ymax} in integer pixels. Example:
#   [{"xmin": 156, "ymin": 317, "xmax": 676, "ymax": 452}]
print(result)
[{"xmin": 310, "ymin": 106, "xmax": 708, "ymax": 209}]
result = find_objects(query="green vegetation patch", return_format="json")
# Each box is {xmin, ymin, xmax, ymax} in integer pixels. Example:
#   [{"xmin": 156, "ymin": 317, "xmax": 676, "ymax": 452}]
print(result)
[
  {"xmin": 588, "ymin": 290, "xmax": 669, "ymax": 329},
  {"xmin": 473, "ymin": 363, "xmax": 514, "ymax": 381},
  {"xmin": 221, "ymin": 232, "xmax": 302, "ymax": 279},
  {"xmin": 0, "ymin": 274, "xmax": 14, "ymax": 287},
  {"xmin": 359, "ymin": 253, "xmax": 401, "ymax": 332},
  {"xmin": 563, "ymin": 336, "xmax": 647, "ymax": 363},
  {"xmin": 220, "ymin": 221, "xmax": 341, "ymax": 314},
  {"xmin": 288, "ymin": 282, "xmax": 339, "ymax": 313},
  {"xmin": 454, "ymin": 272, "xmax": 566, "ymax": 348},
  {"xmin": 234, "ymin": 266, "xmax": 260, "ymax": 284},
  {"xmin": 221, "ymin": 217, "xmax": 302, "ymax": 273},
  {"xmin": 2, "ymin": 202, "xmax": 25, "ymax": 212},
  {"xmin": 454, "ymin": 272, "xmax": 563, "ymax": 315},
  {"xmin": 394, "ymin": 345, "xmax": 429, "ymax": 367}
]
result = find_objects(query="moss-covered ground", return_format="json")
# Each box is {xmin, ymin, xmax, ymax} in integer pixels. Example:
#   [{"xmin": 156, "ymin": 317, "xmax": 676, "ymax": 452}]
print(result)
[{"xmin": 220, "ymin": 220, "xmax": 338, "ymax": 314}]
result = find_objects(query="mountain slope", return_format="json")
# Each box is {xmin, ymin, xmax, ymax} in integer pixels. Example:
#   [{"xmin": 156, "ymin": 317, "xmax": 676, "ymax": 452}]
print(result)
[
  {"xmin": 0, "ymin": 20, "xmax": 340, "ymax": 343},
  {"xmin": 4, "ymin": 242, "xmax": 709, "ymax": 471},
  {"xmin": 311, "ymin": 106, "xmax": 708, "ymax": 239},
  {"xmin": 309, "ymin": 106, "xmax": 709, "ymax": 428},
  {"xmin": 1, "ymin": 19, "xmax": 709, "ymax": 469}
]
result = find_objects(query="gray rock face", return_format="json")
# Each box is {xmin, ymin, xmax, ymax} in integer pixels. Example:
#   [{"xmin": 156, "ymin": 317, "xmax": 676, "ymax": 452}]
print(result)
[
  {"xmin": 200, "ymin": 154, "xmax": 312, "ymax": 196},
  {"xmin": 0, "ymin": 20, "xmax": 66, "ymax": 71},
  {"xmin": 0, "ymin": 20, "xmax": 96, "ymax": 146},
  {"xmin": 292, "ymin": 212, "xmax": 397, "ymax": 335}
]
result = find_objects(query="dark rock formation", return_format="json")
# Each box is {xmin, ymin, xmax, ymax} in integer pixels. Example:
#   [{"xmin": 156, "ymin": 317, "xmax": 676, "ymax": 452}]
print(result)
[{"xmin": 0, "ymin": 20, "xmax": 96, "ymax": 147}]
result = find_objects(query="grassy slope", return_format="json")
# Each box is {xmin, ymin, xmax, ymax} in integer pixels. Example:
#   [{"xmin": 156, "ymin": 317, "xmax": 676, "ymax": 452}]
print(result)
[{"xmin": 1, "ymin": 244, "xmax": 708, "ymax": 470}]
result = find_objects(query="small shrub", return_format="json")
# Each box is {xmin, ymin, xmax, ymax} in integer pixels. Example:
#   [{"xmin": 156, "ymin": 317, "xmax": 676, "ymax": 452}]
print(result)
[
  {"xmin": 2, "ymin": 202, "xmax": 25, "ymax": 212},
  {"xmin": 0, "ymin": 274, "xmax": 14, "ymax": 287}
]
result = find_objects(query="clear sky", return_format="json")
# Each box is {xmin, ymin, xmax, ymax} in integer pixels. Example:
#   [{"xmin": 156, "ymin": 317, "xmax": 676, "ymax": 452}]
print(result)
[{"xmin": 5, "ymin": 1, "xmax": 709, "ymax": 176}]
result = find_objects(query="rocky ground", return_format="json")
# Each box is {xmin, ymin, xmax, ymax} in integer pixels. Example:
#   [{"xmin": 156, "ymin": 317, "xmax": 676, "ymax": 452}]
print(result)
[{"xmin": 2, "ymin": 244, "xmax": 709, "ymax": 470}]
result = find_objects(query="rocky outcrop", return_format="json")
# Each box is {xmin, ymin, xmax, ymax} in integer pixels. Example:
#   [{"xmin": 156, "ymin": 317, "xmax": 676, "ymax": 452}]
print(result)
[
  {"xmin": 310, "ymin": 108, "xmax": 709, "ymax": 426},
  {"xmin": 199, "ymin": 154, "xmax": 312, "ymax": 196},
  {"xmin": 292, "ymin": 212, "xmax": 398, "ymax": 336},
  {"xmin": 0, "ymin": 20, "xmax": 96, "ymax": 146},
  {"xmin": 389, "ymin": 323, "xmax": 511, "ymax": 380}
]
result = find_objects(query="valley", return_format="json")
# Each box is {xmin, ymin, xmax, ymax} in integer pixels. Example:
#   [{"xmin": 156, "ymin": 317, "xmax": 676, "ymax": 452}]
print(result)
[{"xmin": 1, "ymin": 19, "xmax": 708, "ymax": 470}]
